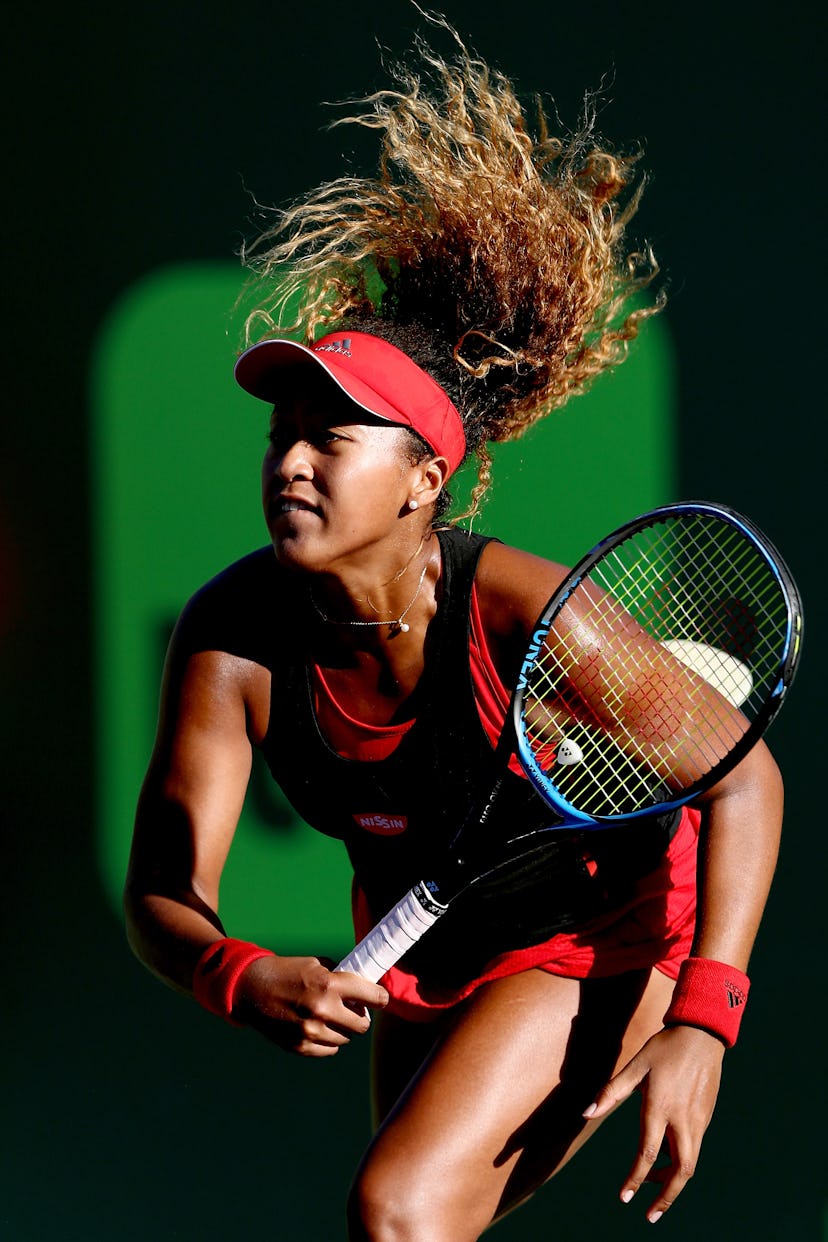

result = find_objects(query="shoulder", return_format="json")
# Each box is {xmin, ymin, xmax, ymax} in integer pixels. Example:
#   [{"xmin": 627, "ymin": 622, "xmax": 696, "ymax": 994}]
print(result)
[
  {"xmin": 172, "ymin": 546, "xmax": 291, "ymax": 667},
  {"xmin": 184, "ymin": 546, "xmax": 279, "ymax": 609},
  {"xmin": 475, "ymin": 540, "xmax": 569, "ymax": 634}
]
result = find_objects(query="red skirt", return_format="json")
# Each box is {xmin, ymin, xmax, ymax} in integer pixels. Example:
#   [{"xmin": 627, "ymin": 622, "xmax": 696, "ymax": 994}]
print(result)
[{"xmin": 352, "ymin": 806, "xmax": 700, "ymax": 1022}]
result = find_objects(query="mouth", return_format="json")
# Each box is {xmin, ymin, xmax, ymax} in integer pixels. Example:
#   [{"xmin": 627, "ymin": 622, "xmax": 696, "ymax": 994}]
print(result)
[{"xmin": 266, "ymin": 493, "xmax": 321, "ymax": 521}]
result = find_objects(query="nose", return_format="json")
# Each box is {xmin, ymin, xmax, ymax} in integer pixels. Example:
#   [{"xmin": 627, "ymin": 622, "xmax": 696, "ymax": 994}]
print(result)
[{"xmin": 266, "ymin": 437, "xmax": 314, "ymax": 483}]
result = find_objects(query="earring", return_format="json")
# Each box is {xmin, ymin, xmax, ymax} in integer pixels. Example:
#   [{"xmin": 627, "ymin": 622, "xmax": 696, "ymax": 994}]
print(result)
[{"xmin": 408, "ymin": 499, "xmax": 419, "ymax": 511}]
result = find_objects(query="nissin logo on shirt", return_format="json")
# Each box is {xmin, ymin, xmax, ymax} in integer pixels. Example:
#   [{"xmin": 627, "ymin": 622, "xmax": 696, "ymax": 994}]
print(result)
[{"xmin": 353, "ymin": 812, "xmax": 408, "ymax": 836}]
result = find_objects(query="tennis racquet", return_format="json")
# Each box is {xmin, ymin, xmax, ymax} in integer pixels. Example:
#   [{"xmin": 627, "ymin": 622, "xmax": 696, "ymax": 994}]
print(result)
[{"xmin": 336, "ymin": 501, "xmax": 803, "ymax": 983}]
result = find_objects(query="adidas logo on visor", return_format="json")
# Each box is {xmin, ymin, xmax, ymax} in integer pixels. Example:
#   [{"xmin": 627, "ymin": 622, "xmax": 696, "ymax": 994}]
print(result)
[{"xmin": 315, "ymin": 338, "xmax": 352, "ymax": 357}]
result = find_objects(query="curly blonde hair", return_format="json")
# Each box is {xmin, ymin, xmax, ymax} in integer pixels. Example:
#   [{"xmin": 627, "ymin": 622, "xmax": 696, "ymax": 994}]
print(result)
[{"xmin": 240, "ymin": 12, "xmax": 663, "ymax": 514}]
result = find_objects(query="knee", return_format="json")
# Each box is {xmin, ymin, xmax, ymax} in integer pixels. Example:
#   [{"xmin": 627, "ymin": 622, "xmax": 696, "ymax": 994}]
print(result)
[
  {"xmin": 346, "ymin": 1162, "xmax": 419, "ymax": 1242},
  {"xmin": 346, "ymin": 1159, "xmax": 486, "ymax": 1242}
]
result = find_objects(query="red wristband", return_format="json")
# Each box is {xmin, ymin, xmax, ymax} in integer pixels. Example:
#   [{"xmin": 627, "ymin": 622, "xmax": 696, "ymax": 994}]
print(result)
[
  {"xmin": 192, "ymin": 938, "xmax": 276, "ymax": 1025},
  {"xmin": 664, "ymin": 956, "xmax": 751, "ymax": 1048}
]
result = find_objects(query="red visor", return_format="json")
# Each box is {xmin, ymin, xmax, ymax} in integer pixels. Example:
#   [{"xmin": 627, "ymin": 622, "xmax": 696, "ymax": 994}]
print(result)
[{"xmin": 234, "ymin": 330, "xmax": 466, "ymax": 476}]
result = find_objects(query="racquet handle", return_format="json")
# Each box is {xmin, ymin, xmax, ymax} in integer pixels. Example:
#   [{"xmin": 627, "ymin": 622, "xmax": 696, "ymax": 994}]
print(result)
[{"xmin": 335, "ymin": 882, "xmax": 447, "ymax": 982}]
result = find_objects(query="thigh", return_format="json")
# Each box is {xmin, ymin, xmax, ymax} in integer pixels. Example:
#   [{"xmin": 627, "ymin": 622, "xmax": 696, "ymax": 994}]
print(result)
[
  {"xmin": 370, "ymin": 1007, "xmax": 448, "ymax": 1129},
  {"xmin": 355, "ymin": 967, "xmax": 675, "ymax": 1240}
]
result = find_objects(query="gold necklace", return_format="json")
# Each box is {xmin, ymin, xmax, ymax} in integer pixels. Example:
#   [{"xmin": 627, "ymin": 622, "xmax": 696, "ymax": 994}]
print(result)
[{"xmin": 310, "ymin": 561, "xmax": 430, "ymax": 635}]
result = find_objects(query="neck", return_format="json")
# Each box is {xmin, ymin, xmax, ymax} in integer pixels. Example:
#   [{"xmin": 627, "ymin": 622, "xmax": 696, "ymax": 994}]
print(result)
[{"xmin": 309, "ymin": 532, "xmax": 439, "ymax": 637}]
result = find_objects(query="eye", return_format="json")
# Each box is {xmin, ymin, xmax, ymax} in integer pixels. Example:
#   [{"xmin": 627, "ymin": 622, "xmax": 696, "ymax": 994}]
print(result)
[
  {"xmin": 265, "ymin": 426, "xmax": 347, "ymax": 450},
  {"xmin": 313, "ymin": 429, "xmax": 345, "ymax": 448}
]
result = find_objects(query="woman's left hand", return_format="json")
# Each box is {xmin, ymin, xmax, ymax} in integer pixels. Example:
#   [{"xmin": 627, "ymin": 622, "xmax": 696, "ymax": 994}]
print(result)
[{"xmin": 583, "ymin": 1024, "xmax": 726, "ymax": 1223}]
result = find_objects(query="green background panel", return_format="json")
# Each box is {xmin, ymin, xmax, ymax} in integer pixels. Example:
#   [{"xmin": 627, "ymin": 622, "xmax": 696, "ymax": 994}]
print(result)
[{"xmin": 92, "ymin": 261, "xmax": 675, "ymax": 951}]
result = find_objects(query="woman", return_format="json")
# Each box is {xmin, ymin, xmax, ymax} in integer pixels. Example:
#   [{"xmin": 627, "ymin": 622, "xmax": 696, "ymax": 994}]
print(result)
[{"xmin": 124, "ymin": 21, "xmax": 783, "ymax": 1238}]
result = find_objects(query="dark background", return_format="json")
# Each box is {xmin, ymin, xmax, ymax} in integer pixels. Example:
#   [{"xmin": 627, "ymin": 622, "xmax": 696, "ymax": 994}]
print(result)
[{"xmin": 3, "ymin": 3, "xmax": 824, "ymax": 1238}]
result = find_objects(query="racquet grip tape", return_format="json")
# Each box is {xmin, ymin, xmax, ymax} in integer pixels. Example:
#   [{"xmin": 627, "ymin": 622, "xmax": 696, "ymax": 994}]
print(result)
[
  {"xmin": 664, "ymin": 956, "xmax": 751, "ymax": 1048},
  {"xmin": 336, "ymin": 884, "xmax": 447, "ymax": 983},
  {"xmin": 192, "ymin": 937, "xmax": 276, "ymax": 1025}
]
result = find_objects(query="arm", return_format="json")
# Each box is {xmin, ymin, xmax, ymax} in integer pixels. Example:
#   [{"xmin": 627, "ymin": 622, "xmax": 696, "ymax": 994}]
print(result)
[
  {"xmin": 124, "ymin": 645, "xmax": 255, "ymax": 989},
  {"xmin": 124, "ymin": 633, "xmax": 387, "ymax": 1056},
  {"xmin": 585, "ymin": 737, "xmax": 784, "ymax": 1221},
  {"xmin": 476, "ymin": 540, "xmax": 785, "ymax": 1217}
]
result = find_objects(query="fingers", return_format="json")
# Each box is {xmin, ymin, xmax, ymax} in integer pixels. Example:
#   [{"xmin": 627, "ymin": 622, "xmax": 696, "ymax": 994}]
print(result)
[
  {"xmin": 288, "ymin": 1019, "xmax": 356, "ymax": 1058},
  {"xmin": 236, "ymin": 955, "xmax": 389, "ymax": 1056},
  {"xmin": 621, "ymin": 1121, "xmax": 697, "ymax": 1224},
  {"xmin": 325, "ymin": 972, "xmax": 389, "ymax": 1034},
  {"xmin": 334, "ymin": 970, "xmax": 390, "ymax": 1015},
  {"xmin": 255, "ymin": 1001, "xmax": 361, "ymax": 1057},
  {"xmin": 581, "ymin": 1058, "xmax": 681, "ymax": 1223},
  {"xmin": 582, "ymin": 1058, "xmax": 686, "ymax": 1224},
  {"xmin": 585, "ymin": 1027, "xmax": 722, "ymax": 1222},
  {"xmin": 642, "ymin": 1150, "xmax": 674, "ymax": 1185},
  {"xmin": 284, "ymin": 970, "xmax": 387, "ymax": 1053},
  {"xmin": 582, "ymin": 1053, "xmax": 647, "ymax": 1120},
  {"xmin": 297, "ymin": 967, "xmax": 388, "ymax": 1040}
]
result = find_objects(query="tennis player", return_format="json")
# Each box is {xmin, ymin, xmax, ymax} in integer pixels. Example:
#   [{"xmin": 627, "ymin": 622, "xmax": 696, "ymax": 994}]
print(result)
[{"xmin": 124, "ymin": 22, "xmax": 784, "ymax": 1238}]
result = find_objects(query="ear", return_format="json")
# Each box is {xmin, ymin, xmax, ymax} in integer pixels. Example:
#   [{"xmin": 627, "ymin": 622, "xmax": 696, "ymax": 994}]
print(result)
[
  {"xmin": 407, "ymin": 456, "xmax": 451, "ymax": 509},
  {"xmin": 402, "ymin": 457, "xmax": 449, "ymax": 514}
]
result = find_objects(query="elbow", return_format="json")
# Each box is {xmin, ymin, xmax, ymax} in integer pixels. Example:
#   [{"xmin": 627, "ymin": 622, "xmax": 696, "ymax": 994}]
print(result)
[
  {"xmin": 749, "ymin": 738, "xmax": 785, "ymax": 824},
  {"xmin": 122, "ymin": 876, "xmax": 153, "ymax": 967}
]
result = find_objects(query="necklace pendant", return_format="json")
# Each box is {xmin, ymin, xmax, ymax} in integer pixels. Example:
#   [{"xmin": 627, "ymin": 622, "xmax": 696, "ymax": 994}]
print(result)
[{"xmin": 310, "ymin": 558, "xmax": 429, "ymax": 631}]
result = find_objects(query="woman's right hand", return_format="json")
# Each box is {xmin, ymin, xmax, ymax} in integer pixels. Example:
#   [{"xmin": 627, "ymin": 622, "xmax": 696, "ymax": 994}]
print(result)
[{"xmin": 233, "ymin": 954, "xmax": 389, "ymax": 1056}]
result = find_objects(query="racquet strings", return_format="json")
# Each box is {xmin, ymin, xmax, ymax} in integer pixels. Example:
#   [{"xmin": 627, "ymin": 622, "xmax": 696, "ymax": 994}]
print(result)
[{"xmin": 521, "ymin": 513, "xmax": 791, "ymax": 818}]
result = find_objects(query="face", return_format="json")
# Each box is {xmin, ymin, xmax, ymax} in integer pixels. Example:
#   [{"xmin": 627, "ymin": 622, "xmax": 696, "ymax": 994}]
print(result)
[{"xmin": 261, "ymin": 367, "xmax": 423, "ymax": 572}]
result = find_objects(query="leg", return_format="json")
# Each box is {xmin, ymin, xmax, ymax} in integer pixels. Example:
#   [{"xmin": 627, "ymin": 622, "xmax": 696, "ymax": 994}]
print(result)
[{"xmin": 347, "ymin": 966, "xmax": 675, "ymax": 1242}]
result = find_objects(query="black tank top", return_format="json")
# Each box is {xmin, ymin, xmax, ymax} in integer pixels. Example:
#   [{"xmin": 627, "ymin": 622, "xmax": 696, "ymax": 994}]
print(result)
[
  {"xmin": 255, "ymin": 527, "xmax": 679, "ymax": 986},
  {"xmin": 260, "ymin": 529, "xmax": 544, "ymax": 897}
]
